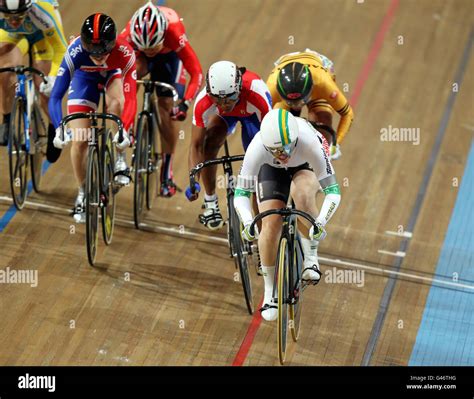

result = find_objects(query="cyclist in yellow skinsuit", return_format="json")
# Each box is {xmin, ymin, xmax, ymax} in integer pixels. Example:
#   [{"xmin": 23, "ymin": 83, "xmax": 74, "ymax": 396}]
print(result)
[
  {"xmin": 266, "ymin": 49, "xmax": 354, "ymax": 159},
  {"xmin": 0, "ymin": 0, "xmax": 66, "ymax": 156}
]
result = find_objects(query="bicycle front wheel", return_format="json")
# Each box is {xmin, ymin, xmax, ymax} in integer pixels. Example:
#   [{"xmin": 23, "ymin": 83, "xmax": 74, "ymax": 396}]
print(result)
[
  {"xmin": 30, "ymin": 103, "xmax": 46, "ymax": 193},
  {"xmin": 101, "ymin": 130, "xmax": 116, "ymax": 245},
  {"xmin": 290, "ymin": 236, "xmax": 304, "ymax": 342},
  {"xmin": 86, "ymin": 146, "xmax": 100, "ymax": 266},
  {"xmin": 8, "ymin": 97, "xmax": 28, "ymax": 210},
  {"xmin": 133, "ymin": 114, "xmax": 149, "ymax": 228},
  {"xmin": 230, "ymin": 195, "xmax": 254, "ymax": 314},
  {"xmin": 277, "ymin": 236, "xmax": 290, "ymax": 365}
]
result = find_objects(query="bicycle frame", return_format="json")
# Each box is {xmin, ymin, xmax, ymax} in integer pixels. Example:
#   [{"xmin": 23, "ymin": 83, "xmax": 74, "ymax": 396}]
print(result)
[
  {"xmin": 0, "ymin": 66, "xmax": 46, "ymax": 154},
  {"xmin": 249, "ymin": 207, "xmax": 319, "ymax": 303},
  {"xmin": 189, "ymin": 144, "xmax": 255, "ymax": 313}
]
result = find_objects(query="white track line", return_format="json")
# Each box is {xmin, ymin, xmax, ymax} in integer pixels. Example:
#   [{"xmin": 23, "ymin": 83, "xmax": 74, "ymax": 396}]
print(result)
[
  {"xmin": 2, "ymin": 196, "xmax": 473, "ymax": 291},
  {"xmin": 385, "ymin": 230, "xmax": 413, "ymax": 238},
  {"xmin": 319, "ymin": 256, "xmax": 474, "ymax": 291},
  {"xmin": 0, "ymin": 195, "xmax": 228, "ymax": 244},
  {"xmin": 378, "ymin": 249, "xmax": 406, "ymax": 257}
]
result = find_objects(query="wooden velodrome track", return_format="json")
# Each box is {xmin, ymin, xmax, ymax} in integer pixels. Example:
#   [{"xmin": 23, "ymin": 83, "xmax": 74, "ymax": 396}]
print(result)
[{"xmin": 0, "ymin": 0, "xmax": 473, "ymax": 366}]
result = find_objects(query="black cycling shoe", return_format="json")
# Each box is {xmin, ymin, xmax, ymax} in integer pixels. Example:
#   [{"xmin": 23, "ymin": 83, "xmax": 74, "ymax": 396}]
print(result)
[
  {"xmin": 0, "ymin": 123, "xmax": 9, "ymax": 146},
  {"xmin": 46, "ymin": 123, "xmax": 62, "ymax": 163}
]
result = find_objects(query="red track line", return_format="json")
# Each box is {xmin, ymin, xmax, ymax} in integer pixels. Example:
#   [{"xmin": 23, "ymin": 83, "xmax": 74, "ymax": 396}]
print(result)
[
  {"xmin": 231, "ymin": 0, "xmax": 400, "ymax": 366},
  {"xmin": 350, "ymin": 0, "xmax": 400, "ymax": 108},
  {"xmin": 231, "ymin": 298, "xmax": 263, "ymax": 366}
]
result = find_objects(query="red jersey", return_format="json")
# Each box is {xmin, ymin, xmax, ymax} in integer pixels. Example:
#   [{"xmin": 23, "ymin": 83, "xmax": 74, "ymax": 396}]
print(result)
[
  {"xmin": 119, "ymin": 6, "xmax": 202, "ymax": 102},
  {"xmin": 192, "ymin": 70, "xmax": 272, "ymax": 128}
]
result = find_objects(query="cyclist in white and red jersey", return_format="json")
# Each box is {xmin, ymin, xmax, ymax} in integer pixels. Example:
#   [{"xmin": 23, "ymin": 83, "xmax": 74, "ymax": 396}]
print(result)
[
  {"xmin": 186, "ymin": 60, "xmax": 272, "ymax": 230},
  {"xmin": 120, "ymin": 1, "xmax": 203, "ymax": 197}
]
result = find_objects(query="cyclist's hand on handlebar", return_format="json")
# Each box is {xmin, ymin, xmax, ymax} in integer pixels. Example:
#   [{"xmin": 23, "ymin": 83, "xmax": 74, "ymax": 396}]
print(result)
[
  {"xmin": 330, "ymin": 143, "xmax": 342, "ymax": 160},
  {"xmin": 309, "ymin": 222, "xmax": 327, "ymax": 241},
  {"xmin": 241, "ymin": 223, "xmax": 258, "ymax": 242},
  {"xmin": 113, "ymin": 130, "xmax": 130, "ymax": 150},
  {"xmin": 53, "ymin": 127, "xmax": 72, "ymax": 149},
  {"xmin": 171, "ymin": 100, "xmax": 189, "ymax": 122},
  {"xmin": 40, "ymin": 76, "xmax": 55, "ymax": 97},
  {"xmin": 185, "ymin": 181, "xmax": 200, "ymax": 201}
]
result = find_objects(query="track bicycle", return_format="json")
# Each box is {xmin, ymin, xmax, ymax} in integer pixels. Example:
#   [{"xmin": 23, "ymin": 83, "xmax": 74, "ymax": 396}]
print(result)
[
  {"xmin": 249, "ymin": 205, "xmax": 320, "ymax": 364},
  {"xmin": 132, "ymin": 79, "xmax": 178, "ymax": 228},
  {"xmin": 189, "ymin": 141, "xmax": 255, "ymax": 314}
]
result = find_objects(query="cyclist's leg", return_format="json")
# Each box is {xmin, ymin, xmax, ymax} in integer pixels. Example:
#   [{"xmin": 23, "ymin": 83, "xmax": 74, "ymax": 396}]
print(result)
[
  {"xmin": 30, "ymin": 33, "xmax": 53, "ymax": 115},
  {"xmin": 104, "ymin": 71, "xmax": 130, "ymax": 186},
  {"xmin": 257, "ymin": 164, "xmax": 291, "ymax": 321},
  {"xmin": 198, "ymin": 114, "xmax": 229, "ymax": 230},
  {"xmin": 0, "ymin": 31, "xmax": 23, "ymax": 144},
  {"xmin": 240, "ymin": 114, "xmax": 262, "ymax": 221},
  {"xmin": 135, "ymin": 53, "xmax": 150, "ymax": 80},
  {"xmin": 67, "ymin": 71, "xmax": 100, "ymax": 221},
  {"xmin": 149, "ymin": 51, "xmax": 186, "ymax": 196},
  {"xmin": 290, "ymin": 167, "xmax": 322, "ymax": 283}
]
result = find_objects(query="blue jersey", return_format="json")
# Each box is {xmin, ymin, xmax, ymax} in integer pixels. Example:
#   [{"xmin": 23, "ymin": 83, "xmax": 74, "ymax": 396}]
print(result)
[{"xmin": 49, "ymin": 36, "xmax": 137, "ymax": 130}]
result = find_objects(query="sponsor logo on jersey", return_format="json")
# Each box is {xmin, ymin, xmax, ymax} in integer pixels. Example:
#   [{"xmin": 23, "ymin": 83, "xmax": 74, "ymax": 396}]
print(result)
[
  {"xmin": 119, "ymin": 45, "xmax": 133, "ymax": 59},
  {"xmin": 57, "ymin": 67, "xmax": 65, "ymax": 77},
  {"xmin": 330, "ymin": 91, "xmax": 338, "ymax": 99},
  {"xmin": 69, "ymin": 44, "xmax": 82, "ymax": 58}
]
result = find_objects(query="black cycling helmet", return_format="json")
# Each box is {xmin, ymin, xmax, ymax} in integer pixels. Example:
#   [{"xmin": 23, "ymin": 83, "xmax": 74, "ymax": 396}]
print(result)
[
  {"xmin": 0, "ymin": 0, "xmax": 32, "ymax": 14},
  {"xmin": 277, "ymin": 62, "xmax": 313, "ymax": 102},
  {"xmin": 81, "ymin": 13, "xmax": 117, "ymax": 56}
]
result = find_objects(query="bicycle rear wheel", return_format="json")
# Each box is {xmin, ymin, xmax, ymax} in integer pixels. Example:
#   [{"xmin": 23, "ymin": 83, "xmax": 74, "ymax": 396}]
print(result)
[
  {"xmin": 277, "ymin": 236, "xmax": 290, "ymax": 365},
  {"xmin": 289, "ymin": 236, "xmax": 304, "ymax": 342},
  {"xmin": 101, "ymin": 129, "xmax": 116, "ymax": 245},
  {"xmin": 133, "ymin": 114, "xmax": 149, "ymax": 228},
  {"xmin": 8, "ymin": 97, "xmax": 28, "ymax": 210},
  {"xmin": 86, "ymin": 146, "xmax": 100, "ymax": 266},
  {"xmin": 30, "ymin": 103, "xmax": 46, "ymax": 193},
  {"xmin": 230, "ymin": 194, "xmax": 254, "ymax": 314}
]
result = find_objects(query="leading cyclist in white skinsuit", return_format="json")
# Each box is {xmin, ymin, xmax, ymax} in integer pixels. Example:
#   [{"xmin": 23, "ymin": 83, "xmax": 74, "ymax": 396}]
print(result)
[{"xmin": 234, "ymin": 109, "xmax": 341, "ymax": 321}]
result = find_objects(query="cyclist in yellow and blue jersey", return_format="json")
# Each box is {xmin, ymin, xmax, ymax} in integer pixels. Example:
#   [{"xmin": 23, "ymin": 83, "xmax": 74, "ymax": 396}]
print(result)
[
  {"xmin": 0, "ymin": 0, "xmax": 66, "ymax": 159},
  {"xmin": 266, "ymin": 49, "xmax": 354, "ymax": 160}
]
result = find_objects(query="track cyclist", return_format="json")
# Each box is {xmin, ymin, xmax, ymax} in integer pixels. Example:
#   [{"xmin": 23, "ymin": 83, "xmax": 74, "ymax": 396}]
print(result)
[
  {"xmin": 186, "ymin": 60, "xmax": 272, "ymax": 230},
  {"xmin": 0, "ymin": 0, "xmax": 66, "ymax": 156},
  {"xmin": 49, "ymin": 13, "xmax": 137, "ymax": 223},
  {"xmin": 266, "ymin": 49, "xmax": 354, "ymax": 160},
  {"xmin": 234, "ymin": 109, "xmax": 341, "ymax": 321},
  {"xmin": 120, "ymin": 1, "xmax": 203, "ymax": 197}
]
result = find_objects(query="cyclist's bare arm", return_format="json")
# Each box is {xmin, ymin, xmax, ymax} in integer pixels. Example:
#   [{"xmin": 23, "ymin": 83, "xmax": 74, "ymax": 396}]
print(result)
[
  {"xmin": 188, "ymin": 124, "xmax": 207, "ymax": 176},
  {"xmin": 234, "ymin": 137, "xmax": 264, "ymax": 226}
]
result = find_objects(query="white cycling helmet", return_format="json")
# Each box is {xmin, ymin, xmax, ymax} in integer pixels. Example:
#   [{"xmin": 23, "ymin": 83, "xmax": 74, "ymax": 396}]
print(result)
[
  {"xmin": 130, "ymin": 1, "xmax": 168, "ymax": 50},
  {"xmin": 260, "ymin": 109, "xmax": 299, "ymax": 158},
  {"xmin": 0, "ymin": 0, "xmax": 32, "ymax": 14},
  {"xmin": 206, "ymin": 61, "xmax": 243, "ymax": 100}
]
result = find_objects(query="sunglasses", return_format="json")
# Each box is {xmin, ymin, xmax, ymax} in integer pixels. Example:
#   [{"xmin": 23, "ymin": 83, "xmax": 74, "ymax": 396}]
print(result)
[
  {"xmin": 285, "ymin": 94, "xmax": 311, "ymax": 108},
  {"xmin": 4, "ymin": 13, "xmax": 26, "ymax": 22},
  {"xmin": 209, "ymin": 91, "xmax": 240, "ymax": 106},
  {"xmin": 265, "ymin": 142, "xmax": 296, "ymax": 159}
]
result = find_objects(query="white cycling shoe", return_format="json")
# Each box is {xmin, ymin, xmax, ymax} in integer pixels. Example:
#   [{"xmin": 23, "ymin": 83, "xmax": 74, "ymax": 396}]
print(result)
[
  {"xmin": 302, "ymin": 259, "xmax": 322, "ymax": 285},
  {"xmin": 73, "ymin": 186, "xmax": 85, "ymax": 224},
  {"xmin": 260, "ymin": 300, "xmax": 278, "ymax": 321},
  {"xmin": 114, "ymin": 155, "xmax": 130, "ymax": 186}
]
